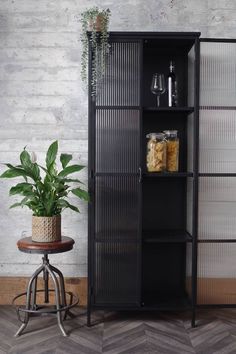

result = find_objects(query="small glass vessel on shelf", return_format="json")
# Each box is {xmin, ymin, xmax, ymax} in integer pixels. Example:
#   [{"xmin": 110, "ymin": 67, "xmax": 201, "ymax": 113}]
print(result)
[
  {"xmin": 163, "ymin": 130, "xmax": 179, "ymax": 172},
  {"xmin": 150, "ymin": 73, "xmax": 166, "ymax": 107},
  {"xmin": 146, "ymin": 133, "xmax": 166, "ymax": 172}
]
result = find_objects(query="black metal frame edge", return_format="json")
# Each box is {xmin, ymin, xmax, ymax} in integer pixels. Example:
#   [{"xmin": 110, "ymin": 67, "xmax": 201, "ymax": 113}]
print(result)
[
  {"xmin": 200, "ymin": 38, "xmax": 236, "ymax": 43},
  {"xmin": 198, "ymin": 239, "xmax": 236, "ymax": 243},
  {"xmin": 143, "ymin": 172, "xmax": 193, "ymax": 178},
  {"xmin": 143, "ymin": 107, "xmax": 194, "ymax": 111},
  {"xmin": 138, "ymin": 38, "xmax": 144, "ymax": 309},
  {"xmin": 198, "ymin": 304, "xmax": 236, "ymax": 308},
  {"xmin": 90, "ymin": 305, "xmax": 193, "ymax": 311},
  {"xmin": 199, "ymin": 173, "xmax": 236, "ymax": 177},
  {"xmin": 191, "ymin": 37, "xmax": 200, "ymax": 328},
  {"xmin": 95, "ymin": 106, "xmax": 140, "ymax": 110},
  {"xmin": 95, "ymin": 172, "xmax": 138, "ymax": 177},
  {"xmin": 95, "ymin": 106, "xmax": 194, "ymax": 111},
  {"xmin": 107, "ymin": 31, "xmax": 201, "ymax": 39},
  {"xmin": 200, "ymin": 106, "xmax": 236, "ymax": 110},
  {"xmin": 87, "ymin": 41, "xmax": 96, "ymax": 327},
  {"xmin": 196, "ymin": 38, "xmax": 236, "ymax": 311}
]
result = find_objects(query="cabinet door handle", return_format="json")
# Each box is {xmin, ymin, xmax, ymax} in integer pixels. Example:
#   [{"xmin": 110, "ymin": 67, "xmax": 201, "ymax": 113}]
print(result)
[{"xmin": 138, "ymin": 167, "xmax": 142, "ymax": 183}]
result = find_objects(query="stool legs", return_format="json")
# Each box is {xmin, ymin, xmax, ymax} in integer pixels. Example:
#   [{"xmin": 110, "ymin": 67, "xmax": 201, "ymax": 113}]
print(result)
[
  {"xmin": 43, "ymin": 254, "xmax": 49, "ymax": 304},
  {"xmin": 32, "ymin": 277, "xmax": 38, "ymax": 310},
  {"xmin": 14, "ymin": 256, "xmax": 68, "ymax": 337},
  {"xmin": 43, "ymin": 269, "xmax": 49, "ymax": 303},
  {"xmin": 50, "ymin": 264, "xmax": 69, "ymax": 320},
  {"xmin": 15, "ymin": 264, "xmax": 44, "ymax": 337},
  {"xmin": 45, "ymin": 264, "xmax": 67, "ymax": 336}
]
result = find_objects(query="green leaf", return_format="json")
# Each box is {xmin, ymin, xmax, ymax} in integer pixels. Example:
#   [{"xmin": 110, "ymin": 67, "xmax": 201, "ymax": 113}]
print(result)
[
  {"xmin": 38, "ymin": 164, "xmax": 48, "ymax": 173},
  {"xmin": 43, "ymin": 196, "xmax": 55, "ymax": 216},
  {"xmin": 31, "ymin": 163, "xmax": 40, "ymax": 181},
  {"xmin": 0, "ymin": 166, "xmax": 27, "ymax": 179},
  {"xmin": 56, "ymin": 199, "xmax": 68, "ymax": 208},
  {"xmin": 46, "ymin": 141, "xmax": 58, "ymax": 170},
  {"xmin": 20, "ymin": 149, "xmax": 32, "ymax": 170},
  {"xmin": 20, "ymin": 190, "xmax": 36, "ymax": 198},
  {"xmin": 57, "ymin": 199, "xmax": 80, "ymax": 213},
  {"xmin": 6, "ymin": 163, "xmax": 20, "ymax": 169},
  {"xmin": 9, "ymin": 182, "xmax": 33, "ymax": 196},
  {"xmin": 66, "ymin": 202, "xmax": 80, "ymax": 213},
  {"xmin": 71, "ymin": 187, "xmax": 89, "ymax": 201},
  {"xmin": 61, "ymin": 178, "xmax": 84, "ymax": 185},
  {"xmin": 9, "ymin": 202, "xmax": 23, "ymax": 209},
  {"xmin": 60, "ymin": 153, "xmax": 72, "ymax": 169},
  {"xmin": 9, "ymin": 197, "xmax": 29, "ymax": 209},
  {"xmin": 19, "ymin": 150, "xmax": 40, "ymax": 182},
  {"xmin": 58, "ymin": 164, "xmax": 84, "ymax": 178}
]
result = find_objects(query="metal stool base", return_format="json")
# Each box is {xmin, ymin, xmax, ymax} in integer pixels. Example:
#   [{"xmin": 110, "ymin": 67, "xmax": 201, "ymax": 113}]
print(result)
[{"xmin": 12, "ymin": 255, "xmax": 79, "ymax": 337}]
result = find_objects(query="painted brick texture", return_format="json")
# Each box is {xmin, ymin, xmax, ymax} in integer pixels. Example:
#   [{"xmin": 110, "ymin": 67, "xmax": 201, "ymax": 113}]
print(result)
[{"xmin": 0, "ymin": 0, "xmax": 235, "ymax": 277}]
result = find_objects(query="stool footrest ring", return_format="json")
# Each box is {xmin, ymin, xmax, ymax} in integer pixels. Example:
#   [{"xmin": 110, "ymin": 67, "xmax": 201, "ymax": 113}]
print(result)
[{"xmin": 12, "ymin": 289, "xmax": 79, "ymax": 323}]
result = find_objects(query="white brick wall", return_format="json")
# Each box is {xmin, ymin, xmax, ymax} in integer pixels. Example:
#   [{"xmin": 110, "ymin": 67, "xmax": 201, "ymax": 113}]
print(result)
[{"xmin": 0, "ymin": 0, "xmax": 235, "ymax": 277}]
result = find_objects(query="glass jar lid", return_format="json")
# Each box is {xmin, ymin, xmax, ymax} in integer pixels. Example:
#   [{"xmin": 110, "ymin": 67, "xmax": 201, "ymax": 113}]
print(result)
[
  {"xmin": 146, "ymin": 132, "xmax": 165, "ymax": 140},
  {"xmin": 163, "ymin": 130, "xmax": 178, "ymax": 138}
]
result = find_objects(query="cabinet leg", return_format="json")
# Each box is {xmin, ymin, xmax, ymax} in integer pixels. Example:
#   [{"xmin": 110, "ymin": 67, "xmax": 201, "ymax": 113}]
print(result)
[
  {"xmin": 87, "ymin": 307, "xmax": 91, "ymax": 327},
  {"xmin": 191, "ymin": 309, "xmax": 197, "ymax": 328}
]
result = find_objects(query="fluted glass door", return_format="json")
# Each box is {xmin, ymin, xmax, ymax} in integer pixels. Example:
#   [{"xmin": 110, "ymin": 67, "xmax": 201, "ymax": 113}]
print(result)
[
  {"xmin": 198, "ymin": 40, "xmax": 236, "ymax": 305},
  {"xmin": 92, "ymin": 40, "xmax": 141, "ymax": 305}
]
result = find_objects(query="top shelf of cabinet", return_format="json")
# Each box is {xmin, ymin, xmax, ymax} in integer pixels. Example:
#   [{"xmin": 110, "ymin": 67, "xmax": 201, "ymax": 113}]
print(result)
[
  {"xmin": 95, "ymin": 106, "xmax": 195, "ymax": 113},
  {"xmin": 143, "ymin": 107, "xmax": 194, "ymax": 113}
]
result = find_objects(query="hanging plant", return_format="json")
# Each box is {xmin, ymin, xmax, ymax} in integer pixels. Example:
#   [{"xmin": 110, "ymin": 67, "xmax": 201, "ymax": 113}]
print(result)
[{"xmin": 80, "ymin": 7, "xmax": 111, "ymax": 96}]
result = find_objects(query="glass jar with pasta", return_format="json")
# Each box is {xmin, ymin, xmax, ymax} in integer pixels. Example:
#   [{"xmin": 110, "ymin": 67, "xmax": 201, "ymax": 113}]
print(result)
[
  {"xmin": 163, "ymin": 130, "xmax": 179, "ymax": 172},
  {"xmin": 146, "ymin": 133, "xmax": 166, "ymax": 172}
]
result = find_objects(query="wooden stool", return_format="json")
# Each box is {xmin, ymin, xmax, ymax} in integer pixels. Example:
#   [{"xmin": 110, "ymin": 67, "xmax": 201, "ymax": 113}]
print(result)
[{"xmin": 13, "ymin": 237, "xmax": 78, "ymax": 337}]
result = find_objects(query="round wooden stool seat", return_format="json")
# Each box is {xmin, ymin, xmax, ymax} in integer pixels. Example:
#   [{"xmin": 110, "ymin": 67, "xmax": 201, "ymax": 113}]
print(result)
[{"xmin": 17, "ymin": 236, "xmax": 75, "ymax": 254}]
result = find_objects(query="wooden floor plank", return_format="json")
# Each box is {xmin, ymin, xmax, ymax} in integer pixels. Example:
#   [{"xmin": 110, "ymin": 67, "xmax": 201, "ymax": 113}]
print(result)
[{"xmin": 2, "ymin": 306, "xmax": 236, "ymax": 353}]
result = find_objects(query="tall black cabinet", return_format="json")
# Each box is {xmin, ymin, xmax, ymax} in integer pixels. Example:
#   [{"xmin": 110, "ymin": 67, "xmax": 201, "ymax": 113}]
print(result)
[{"xmin": 88, "ymin": 32, "xmax": 200, "ymax": 326}]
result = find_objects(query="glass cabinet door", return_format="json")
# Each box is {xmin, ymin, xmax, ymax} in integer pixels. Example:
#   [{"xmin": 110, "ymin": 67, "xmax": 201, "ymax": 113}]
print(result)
[
  {"xmin": 198, "ymin": 40, "xmax": 236, "ymax": 305},
  {"xmin": 90, "ymin": 40, "xmax": 141, "ymax": 306}
]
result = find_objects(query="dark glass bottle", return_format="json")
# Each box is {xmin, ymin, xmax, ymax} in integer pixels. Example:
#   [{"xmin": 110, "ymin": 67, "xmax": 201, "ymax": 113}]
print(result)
[{"xmin": 167, "ymin": 61, "xmax": 177, "ymax": 107}]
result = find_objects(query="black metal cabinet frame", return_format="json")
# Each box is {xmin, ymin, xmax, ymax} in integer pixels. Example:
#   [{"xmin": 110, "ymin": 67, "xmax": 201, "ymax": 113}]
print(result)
[{"xmin": 87, "ymin": 32, "xmax": 236, "ymax": 326}]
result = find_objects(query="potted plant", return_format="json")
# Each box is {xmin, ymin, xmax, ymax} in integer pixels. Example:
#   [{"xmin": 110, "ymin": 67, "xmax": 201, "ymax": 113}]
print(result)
[
  {"xmin": 80, "ymin": 6, "xmax": 111, "ymax": 96},
  {"xmin": 0, "ymin": 141, "xmax": 89, "ymax": 242}
]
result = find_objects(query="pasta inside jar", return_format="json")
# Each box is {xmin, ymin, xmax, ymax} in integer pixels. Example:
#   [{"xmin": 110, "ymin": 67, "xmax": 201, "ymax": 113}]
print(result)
[
  {"xmin": 146, "ymin": 133, "xmax": 166, "ymax": 172},
  {"xmin": 163, "ymin": 130, "xmax": 179, "ymax": 172}
]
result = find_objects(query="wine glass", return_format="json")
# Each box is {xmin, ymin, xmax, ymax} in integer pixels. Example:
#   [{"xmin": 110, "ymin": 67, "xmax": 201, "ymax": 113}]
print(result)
[{"xmin": 150, "ymin": 73, "xmax": 166, "ymax": 107}]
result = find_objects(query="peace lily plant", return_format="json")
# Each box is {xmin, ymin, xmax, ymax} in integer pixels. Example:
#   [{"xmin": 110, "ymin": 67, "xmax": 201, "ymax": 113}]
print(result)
[{"xmin": 0, "ymin": 141, "xmax": 89, "ymax": 242}]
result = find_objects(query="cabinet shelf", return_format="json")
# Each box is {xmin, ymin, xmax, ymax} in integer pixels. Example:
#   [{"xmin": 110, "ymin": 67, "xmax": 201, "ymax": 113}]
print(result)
[
  {"xmin": 95, "ymin": 231, "xmax": 138, "ymax": 243},
  {"xmin": 143, "ymin": 107, "xmax": 194, "ymax": 113},
  {"xmin": 143, "ymin": 172, "xmax": 193, "ymax": 178},
  {"xmin": 143, "ymin": 230, "xmax": 192, "ymax": 243},
  {"xmin": 199, "ymin": 173, "xmax": 236, "ymax": 177}
]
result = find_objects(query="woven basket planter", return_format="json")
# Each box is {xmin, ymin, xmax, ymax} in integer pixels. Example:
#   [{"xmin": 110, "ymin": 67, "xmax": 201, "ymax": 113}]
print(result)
[{"xmin": 32, "ymin": 215, "xmax": 61, "ymax": 242}]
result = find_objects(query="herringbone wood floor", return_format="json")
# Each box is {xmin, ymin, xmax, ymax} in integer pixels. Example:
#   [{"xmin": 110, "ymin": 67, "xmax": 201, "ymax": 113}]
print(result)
[{"xmin": 1, "ymin": 306, "xmax": 236, "ymax": 353}]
